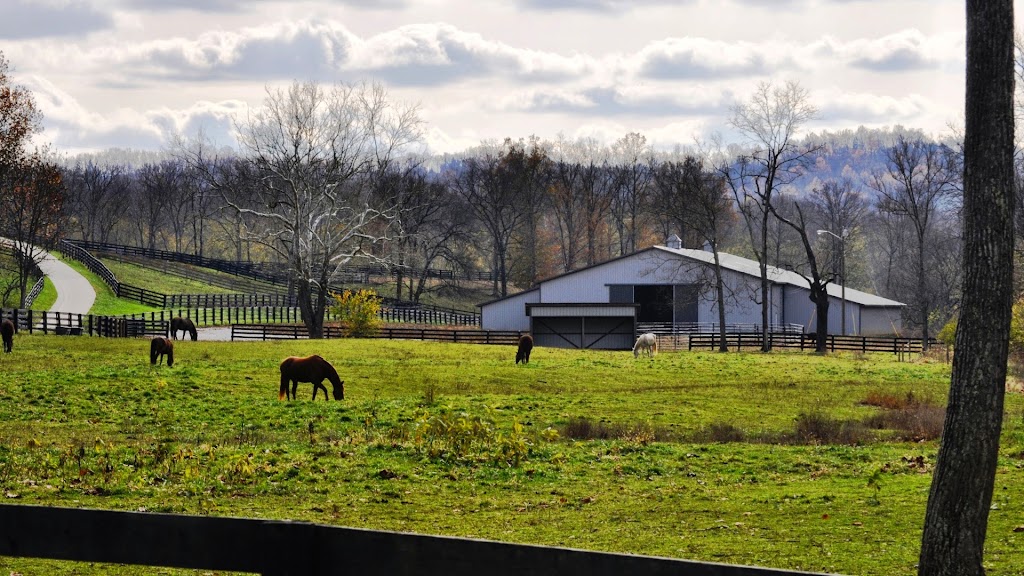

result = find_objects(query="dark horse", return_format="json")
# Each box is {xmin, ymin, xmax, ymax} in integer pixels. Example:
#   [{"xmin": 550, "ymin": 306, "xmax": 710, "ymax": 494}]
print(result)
[
  {"xmin": 1, "ymin": 318, "xmax": 14, "ymax": 353},
  {"xmin": 170, "ymin": 317, "xmax": 197, "ymax": 341},
  {"xmin": 150, "ymin": 337, "xmax": 174, "ymax": 367},
  {"xmin": 515, "ymin": 334, "xmax": 533, "ymax": 364},
  {"xmin": 279, "ymin": 355, "xmax": 344, "ymax": 401}
]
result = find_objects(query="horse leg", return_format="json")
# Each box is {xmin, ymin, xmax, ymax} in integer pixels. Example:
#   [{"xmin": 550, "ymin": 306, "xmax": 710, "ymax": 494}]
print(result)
[
  {"xmin": 291, "ymin": 380, "xmax": 299, "ymax": 401},
  {"xmin": 313, "ymin": 381, "xmax": 328, "ymax": 401}
]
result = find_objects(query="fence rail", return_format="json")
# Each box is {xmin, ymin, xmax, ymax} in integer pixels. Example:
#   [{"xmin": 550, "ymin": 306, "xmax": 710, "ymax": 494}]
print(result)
[
  {"xmin": 637, "ymin": 322, "xmax": 805, "ymax": 335},
  {"xmin": 66, "ymin": 239, "xmax": 461, "ymax": 282},
  {"xmin": 231, "ymin": 324, "xmax": 521, "ymax": 345},
  {"xmin": 0, "ymin": 504, "xmax": 826, "ymax": 576},
  {"xmin": 688, "ymin": 332, "xmax": 938, "ymax": 354},
  {"xmin": 59, "ymin": 240, "xmax": 480, "ymax": 323}
]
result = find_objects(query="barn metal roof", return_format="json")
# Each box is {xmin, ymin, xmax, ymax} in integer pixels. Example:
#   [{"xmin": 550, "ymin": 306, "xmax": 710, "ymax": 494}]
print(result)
[
  {"xmin": 479, "ymin": 244, "xmax": 904, "ymax": 309},
  {"xmin": 653, "ymin": 246, "xmax": 904, "ymax": 308}
]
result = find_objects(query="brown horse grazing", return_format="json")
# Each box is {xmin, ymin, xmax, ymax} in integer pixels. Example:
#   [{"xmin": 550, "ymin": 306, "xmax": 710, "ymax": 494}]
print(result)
[
  {"xmin": 150, "ymin": 337, "xmax": 174, "ymax": 367},
  {"xmin": 170, "ymin": 317, "xmax": 197, "ymax": 341},
  {"xmin": 279, "ymin": 355, "xmax": 344, "ymax": 401},
  {"xmin": 515, "ymin": 334, "xmax": 533, "ymax": 364},
  {"xmin": 1, "ymin": 319, "xmax": 14, "ymax": 354}
]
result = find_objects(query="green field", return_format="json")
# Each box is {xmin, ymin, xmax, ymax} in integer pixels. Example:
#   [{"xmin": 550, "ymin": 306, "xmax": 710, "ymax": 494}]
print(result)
[
  {"xmin": 99, "ymin": 257, "xmax": 243, "ymax": 296},
  {"xmin": 1, "ymin": 336, "xmax": 1023, "ymax": 575}
]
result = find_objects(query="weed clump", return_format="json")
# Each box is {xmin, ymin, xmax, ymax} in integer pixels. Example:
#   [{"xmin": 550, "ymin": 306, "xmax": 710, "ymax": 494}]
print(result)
[
  {"xmin": 861, "ymin": 390, "xmax": 946, "ymax": 441},
  {"xmin": 560, "ymin": 417, "xmax": 671, "ymax": 443},
  {"xmin": 791, "ymin": 412, "xmax": 871, "ymax": 445}
]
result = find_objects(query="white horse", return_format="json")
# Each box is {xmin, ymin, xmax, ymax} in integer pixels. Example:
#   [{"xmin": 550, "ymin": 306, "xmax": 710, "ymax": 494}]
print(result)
[{"xmin": 633, "ymin": 332, "xmax": 658, "ymax": 358}]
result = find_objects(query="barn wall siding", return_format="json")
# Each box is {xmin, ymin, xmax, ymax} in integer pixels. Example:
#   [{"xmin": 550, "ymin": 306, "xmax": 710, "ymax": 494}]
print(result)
[
  {"xmin": 481, "ymin": 290, "xmax": 538, "ymax": 331},
  {"xmin": 860, "ymin": 307, "xmax": 904, "ymax": 336},
  {"xmin": 540, "ymin": 251, "xmax": 684, "ymax": 302},
  {"xmin": 480, "ymin": 246, "xmax": 904, "ymax": 339}
]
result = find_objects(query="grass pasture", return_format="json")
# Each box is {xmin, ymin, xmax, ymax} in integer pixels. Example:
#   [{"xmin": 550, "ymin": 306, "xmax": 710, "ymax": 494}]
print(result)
[{"xmin": 1, "ymin": 337, "xmax": 1024, "ymax": 575}]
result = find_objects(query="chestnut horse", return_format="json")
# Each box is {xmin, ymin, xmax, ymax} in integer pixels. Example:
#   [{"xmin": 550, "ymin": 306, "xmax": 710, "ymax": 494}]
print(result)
[
  {"xmin": 279, "ymin": 355, "xmax": 345, "ymax": 401},
  {"xmin": 1, "ymin": 318, "xmax": 14, "ymax": 353},
  {"xmin": 150, "ymin": 337, "xmax": 174, "ymax": 367},
  {"xmin": 170, "ymin": 317, "xmax": 197, "ymax": 341},
  {"xmin": 515, "ymin": 334, "xmax": 533, "ymax": 364}
]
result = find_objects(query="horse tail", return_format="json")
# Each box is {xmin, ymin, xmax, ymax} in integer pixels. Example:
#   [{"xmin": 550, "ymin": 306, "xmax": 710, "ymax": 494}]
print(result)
[{"xmin": 279, "ymin": 358, "xmax": 291, "ymax": 400}]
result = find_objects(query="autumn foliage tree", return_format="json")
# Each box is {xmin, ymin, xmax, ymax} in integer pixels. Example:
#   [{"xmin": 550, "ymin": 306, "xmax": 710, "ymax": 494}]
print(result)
[{"xmin": 0, "ymin": 52, "xmax": 65, "ymax": 307}]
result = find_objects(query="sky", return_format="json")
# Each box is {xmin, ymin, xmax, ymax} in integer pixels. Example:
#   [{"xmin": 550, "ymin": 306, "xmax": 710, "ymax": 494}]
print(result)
[{"xmin": 0, "ymin": 0, "xmax": 988, "ymax": 157}]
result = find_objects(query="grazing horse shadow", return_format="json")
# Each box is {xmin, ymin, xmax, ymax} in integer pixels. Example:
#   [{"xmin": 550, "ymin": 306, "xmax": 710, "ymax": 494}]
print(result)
[
  {"xmin": 279, "ymin": 355, "xmax": 345, "ymax": 401},
  {"xmin": 150, "ymin": 337, "xmax": 174, "ymax": 367},
  {"xmin": 170, "ymin": 317, "xmax": 197, "ymax": 341},
  {"xmin": 633, "ymin": 333, "xmax": 657, "ymax": 359},
  {"xmin": 1, "ymin": 318, "xmax": 14, "ymax": 353},
  {"xmin": 515, "ymin": 334, "xmax": 533, "ymax": 364}
]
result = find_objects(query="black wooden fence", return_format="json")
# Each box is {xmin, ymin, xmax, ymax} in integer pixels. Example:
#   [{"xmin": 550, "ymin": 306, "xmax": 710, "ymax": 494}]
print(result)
[
  {"xmin": 66, "ymin": 239, "xmax": 460, "ymax": 282},
  {"xmin": 0, "ymin": 308, "xmax": 170, "ymax": 338},
  {"xmin": 59, "ymin": 240, "xmax": 481, "ymax": 325},
  {"xmin": 688, "ymin": 332, "xmax": 939, "ymax": 355},
  {"xmin": 231, "ymin": 324, "xmax": 521, "ymax": 345},
  {"xmin": 0, "ymin": 504, "xmax": 829, "ymax": 576}
]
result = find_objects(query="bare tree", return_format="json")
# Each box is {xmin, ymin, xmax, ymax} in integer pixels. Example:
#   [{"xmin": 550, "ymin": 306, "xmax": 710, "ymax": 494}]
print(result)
[
  {"xmin": 808, "ymin": 177, "xmax": 869, "ymax": 333},
  {"xmin": 769, "ymin": 199, "xmax": 835, "ymax": 352},
  {"xmin": 547, "ymin": 135, "xmax": 588, "ymax": 272},
  {"xmin": 132, "ymin": 161, "xmax": 181, "ymax": 250},
  {"xmin": 450, "ymin": 139, "xmax": 545, "ymax": 297},
  {"xmin": 64, "ymin": 162, "xmax": 131, "ymax": 244},
  {"xmin": 609, "ymin": 133, "xmax": 654, "ymax": 256},
  {"xmin": 919, "ymin": 0, "xmax": 1015, "ymax": 573},
  {"xmin": 867, "ymin": 136, "xmax": 960, "ymax": 346},
  {"xmin": 725, "ymin": 80, "xmax": 819, "ymax": 351},
  {"xmin": 181, "ymin": 80, "xmax": 422, "ymax": 337}
]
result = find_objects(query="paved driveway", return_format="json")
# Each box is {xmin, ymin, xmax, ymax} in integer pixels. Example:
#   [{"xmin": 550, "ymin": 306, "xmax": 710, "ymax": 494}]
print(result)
[
  {"xmin": 37, "ymin": 248, "xmax": 96, "ymax": 314},
  {"xmin": 1, "ymin": 239, "xmax": 96, "ymax": 315}
]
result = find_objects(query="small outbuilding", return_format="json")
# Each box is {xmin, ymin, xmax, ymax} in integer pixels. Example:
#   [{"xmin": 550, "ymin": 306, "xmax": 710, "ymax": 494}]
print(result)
[{"xmin": 479, "ymin": 239, "xmax": 904, "ymax": 350}]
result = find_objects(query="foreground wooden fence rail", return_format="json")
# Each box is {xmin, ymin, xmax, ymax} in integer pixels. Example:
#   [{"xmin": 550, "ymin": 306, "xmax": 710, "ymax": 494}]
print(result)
[{"xmin": 0, "ymin": 504, "xmax": 833, "ymax": 576}]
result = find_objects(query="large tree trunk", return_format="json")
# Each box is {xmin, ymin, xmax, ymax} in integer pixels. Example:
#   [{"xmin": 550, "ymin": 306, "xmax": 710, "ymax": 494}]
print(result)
[
  {"xmin": 918, "ymin": 1, "xmax": 1014, "ymax": 573},
  {"xmin": 759, "ymin": 216, "xmax": 771, "ymax": 352},
  {"xmin": 812, "ymin": 288, "xmax": 829, "ymax": 354},
  {"xmin": 712, "ymin": 246, "xmax": 728, "ymax": 352}
]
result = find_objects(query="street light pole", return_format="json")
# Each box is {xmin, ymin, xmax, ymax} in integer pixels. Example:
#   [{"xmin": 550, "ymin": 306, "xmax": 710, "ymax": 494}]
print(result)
[{"xmin": 817, "ymin": 229, "xmax": 847, "ymax": 335}]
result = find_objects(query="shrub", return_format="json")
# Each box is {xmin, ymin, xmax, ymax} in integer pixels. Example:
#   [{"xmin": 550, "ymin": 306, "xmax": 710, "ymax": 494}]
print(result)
[
  {"xmin": 862, "ymin": 390, "xmax": 920, "ymax": 411},
  {"xmin": 697, "ymin": 422, "xmax": 746, "ymax": 443},
  {"xmin": 864, "ymin": 402, "xmax": 945, "ymax": 441},
  {"xmin": 331, "ymin": 289, "xmax": 382, "ymax": 337},
  {"xmin": 937, "ymin": 316, "xmax": 957, "ymax": 347},
  {"xmin": 560, "ymin": 417, "xmax": 671, "ymax": 443},
  {"xmin": 792, "ymin": 412, "xmax": 871, "ymax": 445}
]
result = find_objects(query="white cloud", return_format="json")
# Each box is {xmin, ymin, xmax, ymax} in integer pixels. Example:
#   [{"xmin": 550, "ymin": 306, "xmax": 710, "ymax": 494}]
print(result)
[
  {"xmin": 0, "ymin": 0, "xmax": 113, "ymax": 39},
  {"xmin": 6, "ymin": 2, "xmax": 970, "ymax": 155}
]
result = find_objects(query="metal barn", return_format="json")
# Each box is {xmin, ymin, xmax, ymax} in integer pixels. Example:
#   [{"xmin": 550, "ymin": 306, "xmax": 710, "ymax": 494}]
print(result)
[{"xmin": 479, "ymin": 239, "xmax": 904, "ymax": 350}]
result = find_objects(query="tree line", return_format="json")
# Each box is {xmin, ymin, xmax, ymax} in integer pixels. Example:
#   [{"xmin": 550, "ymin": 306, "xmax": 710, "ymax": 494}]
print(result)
[{"xmin": 0, "ymin": 50, "xmax": 971, "ymax": 349}]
